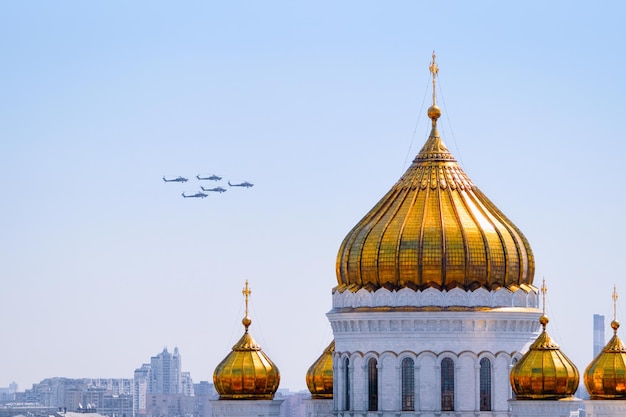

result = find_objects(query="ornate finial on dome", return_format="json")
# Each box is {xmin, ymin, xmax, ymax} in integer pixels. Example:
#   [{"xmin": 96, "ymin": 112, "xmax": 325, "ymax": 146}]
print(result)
[
  {"xmin": 584, "ymin": 285, "xmax": 626, "ymax": 399},
  {"xmin": 242, "ymin": 280, "xmax": 252, "ymax": 331},
  {"xmin": 427, "ymin": 51, "xmax": 441, "ymax": 123}
]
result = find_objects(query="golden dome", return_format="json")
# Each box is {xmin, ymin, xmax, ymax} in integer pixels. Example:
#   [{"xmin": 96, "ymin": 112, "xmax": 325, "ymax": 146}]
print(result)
[
  {"xmin": 213, "ymin": 281, "xmax": 280, "ymax": 400},
  {"xmin": 585, "ymin": 287, "xmax": 626, "ymax": 399},
  {"xmin": 306, "ymin": 340, "xmax": 334, "ymax": 399},
  {"xmin": 335, "ymin": 54, "xmax": 534, "ymax": 295},
  {"xmin": 510, "ymin": 313, "xmax": 579, "ymax": 399}
]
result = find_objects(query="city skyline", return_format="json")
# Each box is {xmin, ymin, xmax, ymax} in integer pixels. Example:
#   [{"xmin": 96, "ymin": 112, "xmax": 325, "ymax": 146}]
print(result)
[{"xmin": 2, "ymin": 1, "xmax": 626, "ymax": 393}]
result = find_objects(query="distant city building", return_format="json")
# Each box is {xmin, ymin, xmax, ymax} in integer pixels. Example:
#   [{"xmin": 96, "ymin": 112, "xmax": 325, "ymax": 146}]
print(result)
[
  {"xmin": 181, "ymin": 372, "xmax": 194, "ymax": 397},
  {"xmin": 100, "ymin": 393, "xmax": 133, "ymax": 417},
  {"xmin": 191, "ymin": 382, "xmax": 217, "ymax": 417},
  {"xmin": 4, "ymin": 347, "xmax": 210, "ymax": 417},
  {"xmin": 149, "ymin": 347, "xmax": 182, "ymax": 395},
  {"xmin": 16, "ymin": 378, "xmax": 133, "ymax": 417},
  {"xmin": 192, "ymin": 381, "xmax": 216, "ymax": 398},
  {"xmin": 593, "ymin": 313, "xmax": 605, "ymax": 358},
  {"xmin": 277, "ymin": 392, "xmax": 307, "ymax": 417},
  {"xmin": 133, "ymin": 347, "xmax": 205, "ymax": 417},
  {"xmin": 133, "ymin": 364, "xmax": 150, "ymax": 417},
  {"xmin": 145, "ymin": 393, "xmax": 195, "ymax": 417},
  {"xmin": 87, "ymin": 379, "xmax": 132, "ymax": 396},
  {"xmin": 0, "ymin": 382, "xmax": 18, "ymax": 402}
]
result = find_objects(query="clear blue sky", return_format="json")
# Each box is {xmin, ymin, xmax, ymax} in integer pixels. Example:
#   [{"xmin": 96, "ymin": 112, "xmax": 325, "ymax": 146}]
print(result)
[{"xmin": 1, "ymin": 1, "xmax": 625, "ymax": 392}]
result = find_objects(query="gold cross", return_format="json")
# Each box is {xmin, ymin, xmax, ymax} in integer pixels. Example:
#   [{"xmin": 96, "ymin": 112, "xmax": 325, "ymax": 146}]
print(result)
[
  {"xmin": 429, "ymin": 51, "xmax": 439, "ymax": 106},
  {"xmin": 242, "ymin": 280, "xmax": 251, "ymax": 318},
  {"xmin": 613, "ymin": 284, "xmax": 618, "ymax": 322},
  {"xmin": 541, "ymin": 278, "xmax": 547, "ymax": 315}
]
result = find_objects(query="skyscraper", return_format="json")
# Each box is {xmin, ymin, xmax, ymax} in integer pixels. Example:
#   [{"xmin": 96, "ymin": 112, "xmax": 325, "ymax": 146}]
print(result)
[
  {"xmin": 134, "ymin": 347, "xmax": 188, "ymax": 417},
  {"xmin": 594, "ymin": 314, "xmax": 606, "ymax": 358},
  {"xmin": 149, "ymin": 347, "xmax": 181, "ymax": 395}
]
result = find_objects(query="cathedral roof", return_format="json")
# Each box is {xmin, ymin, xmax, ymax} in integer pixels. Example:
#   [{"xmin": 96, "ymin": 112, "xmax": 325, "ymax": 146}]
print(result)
[
  {"xmin": 335, "ymin": 53, "xmax": 534, "ymax": 296},
  {"xmin": 306, "ymin": 340, "xmax": 334, "ymax": 399},
  {"xmin": 585, "ymin": 287, "xmax": 626, "ymax": 399},
  {"xmin": 213, "ymin": 281, "xmax": 280, "ymax": 400}
]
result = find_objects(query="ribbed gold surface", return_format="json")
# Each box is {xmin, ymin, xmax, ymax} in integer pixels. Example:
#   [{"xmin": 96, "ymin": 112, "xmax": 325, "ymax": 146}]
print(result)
[
  {"xmin": 306, "ymin": 340, "xmax": 334, "ymax": 399},
  {"xmin": 584, "ymin": 321, "xmax": 626, "ymax": 399},
  {"xmin": 213, "ymin": 331, "xmax": 280, "ymax": 400},
  {"xmin": 336, "ymin": 120, "xmax": 534, "ymax": 294},
  {"xmin": 510, "ymin": 318, "xmax": 579, "ymax": 400}
]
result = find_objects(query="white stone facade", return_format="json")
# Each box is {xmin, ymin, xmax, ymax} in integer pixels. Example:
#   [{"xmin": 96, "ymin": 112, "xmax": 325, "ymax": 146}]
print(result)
[
  {"xmin": 305, "ymin": 399, "xmax": 333, "ymax": 417},
  {"xmin": 584, "ymin": 400, "xmax": 626, "ymax": 417},
  {"xmin": 210, "ymin": 399, "xmax": 284, "ymax": 417},
  {"xmin": 509, "ymin": 399, "xmax": 582, "ymax": 417},
  {"xmin": 327, "ymin": 301, "xmax": 541, "ymax": 417},
  {"xmin": 332, "ymin": 287, "xmax": 539, "ymax": 310}
]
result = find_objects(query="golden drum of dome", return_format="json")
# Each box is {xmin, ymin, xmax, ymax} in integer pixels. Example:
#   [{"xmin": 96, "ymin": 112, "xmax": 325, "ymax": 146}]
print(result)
[
  {"xmin": 584, "ymin": 322, "xmax": 626, "ymax": 399},
  {"xmin": 213, "ymin": 331, "xmax": 280, "ymax": 400},
  {"xmin": 306, "ymin": 340, "xmax": 334, "ymax": 399},
  {"xmin": 510, "ymin": 329, "xmax": 580, "ymax": 400},
  {"xmin": 336, "ymin": 126, "xmax": 535, "ymax": 294}
]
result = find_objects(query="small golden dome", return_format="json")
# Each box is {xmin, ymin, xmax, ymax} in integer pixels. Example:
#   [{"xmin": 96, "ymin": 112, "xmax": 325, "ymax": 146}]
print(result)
[
  {"xmin": 584, "ymin": 324, "xmax": 626, "ymax": 399},
  {"xmin": 584, "ymin": 288, "xmax": 626, "ymax": 399},
  {"xmin": 306, "ymin": 340, "xmax": 334, "ymax": 399},
  {"xmin": 335, "ymin": 55, "xmax": 534, "ymax": 295},
  {"xmin": 213, "ymin": 281, "xmax": 280, "ymax": 400},
  {"xmin": 510, "ymin": 315, "xmax": 579, "ymax": 400}
]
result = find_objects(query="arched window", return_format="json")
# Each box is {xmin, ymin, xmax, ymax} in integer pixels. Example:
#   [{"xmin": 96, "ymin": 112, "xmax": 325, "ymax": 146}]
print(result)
[
  {"xmin": 401, "ymin": 358, "xmax": 415, "ymax": 411},
  {"xmin": 441, "ymin": 358, "xmax": 454, "ymax": 411},
  {"xmin": 367, "ymin": 358, "xmax": 378, "ymax": 411},
  {"xmin": 479, "ymin": 358, "xmax": 492, "ymax": 411},
  {"xmin": 344, "ymin": 358, "xmax": 350, "ymax": 411}
]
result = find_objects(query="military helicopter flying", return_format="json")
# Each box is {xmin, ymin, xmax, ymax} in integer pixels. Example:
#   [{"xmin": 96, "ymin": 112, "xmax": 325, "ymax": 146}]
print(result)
[
  {"xmin": 201, "ymin": 186, "xmax": 227, "ymax": 193},
  {"xmin": 181, "ymin": 191, "xmax": 208, "ymax": 199},
  {"xmin": 163, "ymin": 176, "xmax": 188, "ymax": 183},
  {"xmin": 228, "ymin": 181, "xmax": 254, "ymax": 188},
  {"xmin": 196, "ymin": 174, "xmax": 222, "ymax": 181}
]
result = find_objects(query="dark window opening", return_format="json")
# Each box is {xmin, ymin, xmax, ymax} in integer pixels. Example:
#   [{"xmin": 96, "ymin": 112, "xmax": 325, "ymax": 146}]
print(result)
[
  {"xmin": 441, "ymin": 358, "xmax": 454, "ymax": 411},
  {"xmin": 344, "ymin": 358, "xmax": 350, "ymax": 411},
  {"xmin": 401, "ymin": 358, "xmax": 415, "ymax": 411},
  {"xmin": 367, "ymin": 358, "xmax": 378, "ymax": 411},
  {"xmin": 479, "ymin": 358, "xmax": 492, "ymax": 411}
]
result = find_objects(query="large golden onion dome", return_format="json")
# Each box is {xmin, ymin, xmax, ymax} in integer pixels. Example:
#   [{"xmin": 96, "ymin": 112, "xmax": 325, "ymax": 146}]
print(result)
[
  {"xmin": 335, "ymin": 53, "xmax": 534, "ymax": 294},
  {"xmin": 585, "ymin": 287, "xmax": 626, "ymax": 399},
  {"xmin": 213, "ymin": 281, "xmax": 280, "ymax": 400},
  {"xmin": 510, "ymin": 283, "xmax": 579, "ymax": 399},
  {"xmin": 306, "ymin": 340, "xmax": 334, "ymax": 399}
]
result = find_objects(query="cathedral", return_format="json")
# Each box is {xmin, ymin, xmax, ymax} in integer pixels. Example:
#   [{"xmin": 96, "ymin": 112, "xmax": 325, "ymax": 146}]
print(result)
[{"xmin": 209, "ymin": 55, "xmax": 626, "ymax": 417}]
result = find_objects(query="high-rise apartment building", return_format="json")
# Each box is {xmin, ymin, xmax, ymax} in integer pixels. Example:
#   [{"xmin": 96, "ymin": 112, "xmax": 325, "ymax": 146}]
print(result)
[
  {"xmin": 133, "ymin": 364, "xmax": 150, "ymax": 417},
  {"xmin": 134, "ymin": 347, "xmax": 193, "ymax": 417},
  {"xmin": 149, "ymin": 347, "xmax": 181, "ymax": 395}
]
